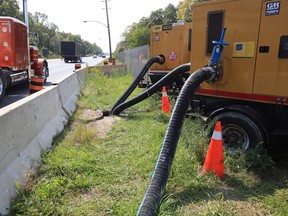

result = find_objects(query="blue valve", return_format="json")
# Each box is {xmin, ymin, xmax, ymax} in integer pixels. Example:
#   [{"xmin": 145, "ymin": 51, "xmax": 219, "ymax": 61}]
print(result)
[{"xmin": 210, "ymin": 28, "xmax": 229, "ymax": 66}]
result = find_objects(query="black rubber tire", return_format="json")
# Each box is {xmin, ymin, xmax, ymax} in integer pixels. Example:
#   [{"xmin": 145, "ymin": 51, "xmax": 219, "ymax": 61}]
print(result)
[
  {"xmin": 211, "ymin": 112, "xmax": 265, "ymax": 153},
  {"xmin": 0, "ymin": 68, "xmax": 7, "ymax": 102},
  {"xmin": 43, "ymin": 63, "xmax": 48, "ymax": 83}
]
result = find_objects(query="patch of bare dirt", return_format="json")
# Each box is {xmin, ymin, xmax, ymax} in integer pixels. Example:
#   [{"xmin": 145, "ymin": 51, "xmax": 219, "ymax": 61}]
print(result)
[
  {"xmin": 79, "ymin": 109, "xmax": 104, "ymax": 122},
  {"xmin": 87, "ymin": 115, "xmax": 121, "ymax": 138}
]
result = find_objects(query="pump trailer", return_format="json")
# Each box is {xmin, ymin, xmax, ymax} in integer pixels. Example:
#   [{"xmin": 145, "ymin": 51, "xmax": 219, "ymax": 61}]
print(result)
[
  {"xmin": 139, "ymin": 0, "xmax": 288, "ymax": 151},
  {"xmin": 146, "ymin": 22, "xmax": 192, "ymax": 89},
  {"xmin": 188, "ymin": 0, "xmax": 288, "ymax": 151},
  {"xmin": 136, "ymin": 0, "xmax": 288, "ymax": 213}
]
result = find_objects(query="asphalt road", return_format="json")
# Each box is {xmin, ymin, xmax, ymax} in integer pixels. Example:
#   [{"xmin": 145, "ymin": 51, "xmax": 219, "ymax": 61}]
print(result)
[{"xmin": 0, "ymin": 56, "xmax": 104, "ymax": 109}]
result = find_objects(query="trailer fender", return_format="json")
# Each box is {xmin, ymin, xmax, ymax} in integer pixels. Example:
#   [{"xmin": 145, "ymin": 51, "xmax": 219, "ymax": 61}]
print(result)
[
  {"xmin": 33, "ymin": 59, "xmax": 49, "ymax": 82},
  {"xmin": 206, "ymin": 105, "xmax": 270, "ymax": 146}
]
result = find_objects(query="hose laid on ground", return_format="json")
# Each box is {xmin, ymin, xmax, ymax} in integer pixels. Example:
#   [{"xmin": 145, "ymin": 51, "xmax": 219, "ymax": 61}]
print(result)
[
  {"xmin": 111, "ymin": 63, "xmax": 191, "ymax": 115},
  {"xmin": 136, "ymin": 66, "xmax": 216, "ymax": 216},
  {"xmin": 109, "ymin": 55, "xmax": 165, "ymax": 115}
]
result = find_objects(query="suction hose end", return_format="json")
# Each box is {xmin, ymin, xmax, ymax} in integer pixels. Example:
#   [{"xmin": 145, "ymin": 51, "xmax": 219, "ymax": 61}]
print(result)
[
  {"xmin": 157, "ymin": 54, "xmax": 166, "ymax": 65},
  {"xmin": 102, "ymin": 110, "xmax": 111, "ymax": 116}
]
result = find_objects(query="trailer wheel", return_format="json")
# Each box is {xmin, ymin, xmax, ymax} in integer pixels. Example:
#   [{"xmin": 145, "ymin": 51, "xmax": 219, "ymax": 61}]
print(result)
[
  {"xmin": 0, "ymin": 68, "xmax": 7, "ymax": 102},
  {"xmin": 211, "ymin": 112, "xmax": 265, "ymax": 153},
  {"xmin": 43, "ymin": 62, "xmax": 49, "ymax": 83}
]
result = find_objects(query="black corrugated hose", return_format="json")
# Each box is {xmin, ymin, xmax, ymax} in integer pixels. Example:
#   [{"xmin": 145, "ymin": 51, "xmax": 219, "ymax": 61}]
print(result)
[
  {"xmin": 136, "ymin": 66, "xmax": 216, "ymax": 216},
  {"xmin": 111, "ymin": 63, "xmax": 191, "ymax": 115},
  {"xmin": 108, "ymin": 55, "xmax": 165, "ymax": 115}
]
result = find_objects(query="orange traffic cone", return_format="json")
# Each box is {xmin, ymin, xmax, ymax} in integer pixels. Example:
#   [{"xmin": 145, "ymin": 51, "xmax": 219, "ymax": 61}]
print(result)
[
  {"xmin": 202, "ymin": 121, "xmax": 224, "ymax": 178},
  {"xmin": 75, "ymin": 63, "xmax": 81, "ymax": 70},
  {"xmin": 29, "ymin": 75, "xmax": 44, "ymax": 95},
  {"xmin": 162, "ymin": 87, "xmax": 171, "ymax": 114}
]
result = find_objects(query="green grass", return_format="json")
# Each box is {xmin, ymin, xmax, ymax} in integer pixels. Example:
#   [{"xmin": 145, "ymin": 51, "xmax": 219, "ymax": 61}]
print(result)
[{"xmin": 10, "ymin": 69, "xmax": 288, "ymax": 215}]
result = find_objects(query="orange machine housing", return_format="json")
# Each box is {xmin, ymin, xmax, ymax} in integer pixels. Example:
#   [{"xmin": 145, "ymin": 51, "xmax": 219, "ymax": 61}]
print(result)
[
  {"xmin": 0, "ymin": 17, "xmax": 29, "ymax": 70},
  {"xmin": 188, "ymin": 0, "xmax": 288, "ymax": 147},
  {"xmin": 191, "ymin": 0, "xmax": 288, "ymax": 105},
  {"xmin": 148, "ymin": 22, "xmax": 192, "ymax": 88}
]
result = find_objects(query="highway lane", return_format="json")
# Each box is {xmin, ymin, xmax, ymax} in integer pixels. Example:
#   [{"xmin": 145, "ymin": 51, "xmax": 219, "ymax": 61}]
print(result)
[
  {"xmin": 46, "ymin": 56, "xmax": 103, "ymax": 84},
  {"xmin": 0, "ymin": 56, "xmax": 104, "ymax": 109}
]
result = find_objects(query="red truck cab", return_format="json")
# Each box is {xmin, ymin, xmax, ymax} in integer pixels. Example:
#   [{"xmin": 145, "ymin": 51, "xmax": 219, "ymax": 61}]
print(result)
[{"xmin": 0, "ymin": 16, "xmax": 49, "ymax": 102}]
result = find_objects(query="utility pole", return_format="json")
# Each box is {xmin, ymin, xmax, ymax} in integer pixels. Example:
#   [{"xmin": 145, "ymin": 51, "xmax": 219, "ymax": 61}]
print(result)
[
  {"xmin": 104, "ymin": 0, "xmax": 112, "ymax": 60},
  {"xmin": 23, "ymin": 0, "xmax": 29, "ymax": 32}
]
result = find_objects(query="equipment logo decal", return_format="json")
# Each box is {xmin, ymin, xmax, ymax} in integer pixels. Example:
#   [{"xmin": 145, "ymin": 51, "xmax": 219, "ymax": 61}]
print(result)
[
  {"xmin": 266, "ymin": 1, "xmax": 280, "ymax": 16},
  {"xmin": 168, "ymin": 51, "xmax": 177, "ymax": 62}
]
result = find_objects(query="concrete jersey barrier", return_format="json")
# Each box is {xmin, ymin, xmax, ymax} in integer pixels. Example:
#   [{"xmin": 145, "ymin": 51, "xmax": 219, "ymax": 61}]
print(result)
[{"xmin": 0, "ymin": 67, "xmax": 86, "ymax": 215}]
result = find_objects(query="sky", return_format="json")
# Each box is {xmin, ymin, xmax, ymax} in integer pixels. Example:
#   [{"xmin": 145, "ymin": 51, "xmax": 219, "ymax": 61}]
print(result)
[{"xmin": 19, "ymin": 0, "xmax": 181, "ymax": 53}]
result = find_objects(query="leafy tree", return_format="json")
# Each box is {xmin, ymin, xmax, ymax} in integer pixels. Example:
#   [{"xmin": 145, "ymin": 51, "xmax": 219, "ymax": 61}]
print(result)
[
  {"xmin": 163, "ymin": 4, "xmax": 177, "ymax": 24},
  {"xmin": 148, "ymin": 9, "xmax": 164, "ymax": 27},
  {"xmin": 177, "ymin": 0, "xmax": 210, "ymax": 22},
  {"xmin": 119, "ymin": 21, "xmax": 148, "ymax": 49},
  {"xmin": 31, "ymin": 12, "xmax": 48, "ymax": 24},
  {"xmin": 176, "ymin": 0, "xmax": 193, "ymax": 22},
  {"xmin": 117, "ymin": 28, "xmax": 131, "ymax": 51},
  {"xmin": 115, "ymin": 0, "xmax": 212, "ymax": 52},
  {"xmin": 116, "ymin": 3, "xmax": 178, "ymax": 51},
  {"xmin": 116, "ymin": 2, "xmax": 179, "ymax": 51},
  {"xmin": 127, "ymin": 27, "xmax": 150, "ymax": 48},
  {"xmin": 0, "ymin": 0, "xmax": 21, "ymax": 19},
  {"xmin": 115, "ymin": 40, "xmax": 127, "ymax": 53},
  {"xmin": 137, "ymin": 17, "xmax": 150, "ymax": 29}
]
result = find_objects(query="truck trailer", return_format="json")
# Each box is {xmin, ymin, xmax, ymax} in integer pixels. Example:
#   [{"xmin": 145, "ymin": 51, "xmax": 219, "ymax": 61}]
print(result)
[
  {"xmin": 189, "ymin": 0, "xmax": 288, "ymax": 151},
  {"xmin": 61, "ymin": 41, "xmax": 82, "ymax": 63},
  {"xmin": 0, "ymin": 16, "xmax": 49, "ymax": 102}
]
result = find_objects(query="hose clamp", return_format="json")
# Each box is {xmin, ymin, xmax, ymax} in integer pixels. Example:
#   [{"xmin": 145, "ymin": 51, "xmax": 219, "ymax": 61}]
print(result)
[
  {"xmin": 205, "ymin": 66, "xmax": 216, "ymax": 82},
  {"xmin": 206, "ymin": 66, "xmax": 223, "ymax": 83}
]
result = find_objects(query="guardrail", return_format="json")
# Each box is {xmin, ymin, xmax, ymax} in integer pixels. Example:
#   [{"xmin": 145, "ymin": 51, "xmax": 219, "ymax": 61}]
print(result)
[{"xmin": 0, "ymin": 67, "xmax": 86, "ymax": 215}]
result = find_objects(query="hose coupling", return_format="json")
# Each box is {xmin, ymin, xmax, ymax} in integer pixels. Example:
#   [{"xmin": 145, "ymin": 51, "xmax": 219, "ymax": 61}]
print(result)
[
  {"xmin": 205, "ymin": 65, "xmax": 223, "ymax": 82},
  {"xmin": 157, "ymin": 54, "xmax": 166, "ymax": 65}
]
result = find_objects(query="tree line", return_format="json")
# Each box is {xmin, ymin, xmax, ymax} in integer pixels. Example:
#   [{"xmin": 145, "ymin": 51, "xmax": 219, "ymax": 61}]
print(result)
[
  {"xmin": 0, "ymin": 0, "xmax": 208, "ymax": 58},
  {"xmin": 115, "ymin": 0, "xmax": 209, "ymax": 53},
  {"xmin": 0, "ymin": 0, "xmax": 102, "ymax": 58}
]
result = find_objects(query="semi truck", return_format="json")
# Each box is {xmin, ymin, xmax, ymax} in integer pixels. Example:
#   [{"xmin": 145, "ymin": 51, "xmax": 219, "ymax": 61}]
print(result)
[
  {"xmin": 188, "ymin": 0, "xmax": 288, "ymax": 151},
  {"xmin": 61, "ymin": 41, "xmax": 82, "ymax": 63},
  {"xmin": 0, "ymin": 16, "xmax": 49, "ymax": 102}
]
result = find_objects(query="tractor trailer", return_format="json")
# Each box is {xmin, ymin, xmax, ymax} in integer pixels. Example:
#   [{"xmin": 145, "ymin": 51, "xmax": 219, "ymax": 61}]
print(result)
[
  {"xmin": 0, "ymin": 16, "xmax": 49, "ymax": 102},
  {"xmin": 188, "ymin": 0, "xmax": 288, "ymax": 151},
  {"xmin": 61, "ymin": 41, "xmax": 82, "ymax": 63}
]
